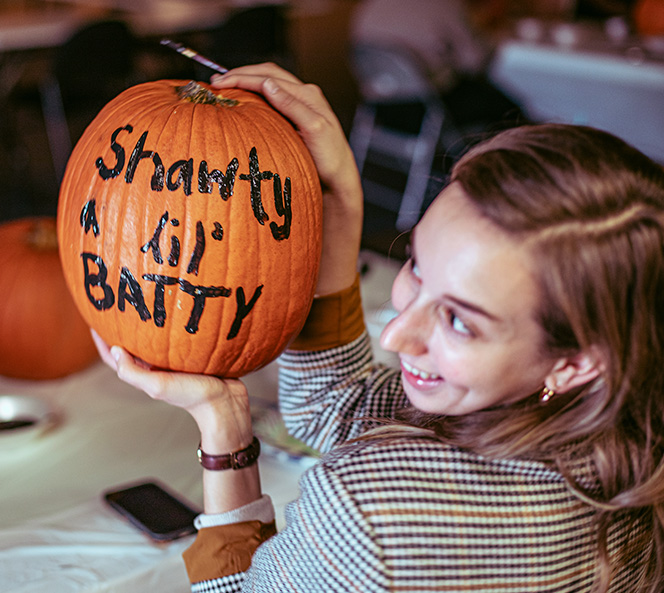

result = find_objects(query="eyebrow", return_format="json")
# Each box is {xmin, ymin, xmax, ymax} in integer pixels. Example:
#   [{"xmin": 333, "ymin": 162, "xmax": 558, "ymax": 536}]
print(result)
[
  {"xmin": 408, "ymin": 227, "xmax": 502, "ymax": 322},
  {"xmin": 411, "ymin": 228, "xmax": 503, "ymax": 323},
  {"xmin": 445, "ymin": 295, "xmax": 502, "ymax": 322}
]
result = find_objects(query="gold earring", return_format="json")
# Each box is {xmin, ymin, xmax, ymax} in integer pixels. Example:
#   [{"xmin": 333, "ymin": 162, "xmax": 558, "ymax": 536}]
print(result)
[{"xmin": 540, "ymin": 387, "xmax": 555, "ymax": 403}]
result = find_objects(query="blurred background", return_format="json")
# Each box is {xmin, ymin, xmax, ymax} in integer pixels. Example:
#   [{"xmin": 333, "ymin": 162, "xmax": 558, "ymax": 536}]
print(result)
[{"xmin": 0, "ymin": 0, "xmax": 662, "ymax": 259}]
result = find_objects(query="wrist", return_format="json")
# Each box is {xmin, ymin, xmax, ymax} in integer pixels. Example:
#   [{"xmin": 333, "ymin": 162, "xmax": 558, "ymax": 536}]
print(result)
[{"xmin": 189, "ymin": 387, "xmax": 253, "ymax": 454}]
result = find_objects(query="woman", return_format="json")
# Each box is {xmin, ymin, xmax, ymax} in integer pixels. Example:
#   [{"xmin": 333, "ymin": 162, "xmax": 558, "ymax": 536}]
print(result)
[{"xmin": 95, "ymin": 63, "xmax": 664, "ymax": 592}]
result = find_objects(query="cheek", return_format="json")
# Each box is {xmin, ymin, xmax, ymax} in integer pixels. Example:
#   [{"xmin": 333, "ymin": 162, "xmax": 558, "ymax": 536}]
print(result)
[
  {"xmin": 428, "ymin": 342, "xmax": 465, "ymax": 381},
  {"xmin": 432, "ymin": 342, "xmax": 533, "ymax": 398},
  {"xmin": 428, "ymin": 336, "xmax": 488, "ymax": 387}
]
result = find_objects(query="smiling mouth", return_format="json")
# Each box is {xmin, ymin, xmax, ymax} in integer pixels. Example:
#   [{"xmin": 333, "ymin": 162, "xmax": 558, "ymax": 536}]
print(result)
[{"xmin": 401, "ymin": 360, "xmax": 442, "ymax": 383}]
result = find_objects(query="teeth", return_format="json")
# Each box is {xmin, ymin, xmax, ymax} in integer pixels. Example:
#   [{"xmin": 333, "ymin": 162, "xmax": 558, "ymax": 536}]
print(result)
[{"xmin": 402, "ymin": 360, "xmax": 440, "ymax": 381}]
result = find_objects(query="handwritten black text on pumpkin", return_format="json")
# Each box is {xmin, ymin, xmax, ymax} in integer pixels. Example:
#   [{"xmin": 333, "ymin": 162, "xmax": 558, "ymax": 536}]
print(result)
[{"xmin": 76, "ymin": 124, "xmax": 300, "ymax": 339}]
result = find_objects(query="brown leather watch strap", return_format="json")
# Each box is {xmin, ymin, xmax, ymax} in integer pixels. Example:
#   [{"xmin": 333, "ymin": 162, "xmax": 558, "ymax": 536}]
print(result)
[{"xmin": 197, "ymin": 437, "xmax": 261, "ymax": 471}]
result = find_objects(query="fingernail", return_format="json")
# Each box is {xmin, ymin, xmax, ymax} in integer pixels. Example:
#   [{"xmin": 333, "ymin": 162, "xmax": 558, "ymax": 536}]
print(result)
[
  {"xmin": 110, "ymin": 346, "xmax": 121, "ymax": 362},
  {"xmin": 264, "ymin": 78, "xmax": 279, "ymax": 95}
]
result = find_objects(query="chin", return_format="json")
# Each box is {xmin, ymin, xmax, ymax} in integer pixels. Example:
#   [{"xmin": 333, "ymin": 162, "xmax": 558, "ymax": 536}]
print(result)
[{"xmin": 404, "ymin": 386, "xmax": 458, "ymax": 416}]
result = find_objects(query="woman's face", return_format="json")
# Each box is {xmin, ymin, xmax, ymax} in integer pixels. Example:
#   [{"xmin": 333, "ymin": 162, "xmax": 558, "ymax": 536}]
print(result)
[{"xmin": 380, "ymin": 183, "xmax": 558, "ymax": 415}]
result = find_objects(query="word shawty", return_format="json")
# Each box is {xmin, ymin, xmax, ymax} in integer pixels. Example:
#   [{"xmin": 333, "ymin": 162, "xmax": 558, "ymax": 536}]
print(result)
[{"xmin": 95, "ymin": 124, "xmax": 292, "ymax": 241}]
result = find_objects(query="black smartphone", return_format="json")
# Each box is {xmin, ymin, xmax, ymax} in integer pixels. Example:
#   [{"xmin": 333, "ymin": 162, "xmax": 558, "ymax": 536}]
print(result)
[{"xmin": 103, "ymin": 479, "xmax": 201, "ymax": 542}]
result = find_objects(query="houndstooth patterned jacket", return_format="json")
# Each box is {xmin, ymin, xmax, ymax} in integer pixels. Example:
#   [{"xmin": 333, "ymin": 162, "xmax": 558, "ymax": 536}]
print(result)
[{"xmin": 190, "ymin": 329, "xmax": 648, "ymax": 593}]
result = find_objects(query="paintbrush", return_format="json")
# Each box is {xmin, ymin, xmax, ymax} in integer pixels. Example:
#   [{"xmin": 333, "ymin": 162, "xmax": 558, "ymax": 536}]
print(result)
[{"xmin": 160, "ymin": 39, "xmax": 229, "ymax": 74}]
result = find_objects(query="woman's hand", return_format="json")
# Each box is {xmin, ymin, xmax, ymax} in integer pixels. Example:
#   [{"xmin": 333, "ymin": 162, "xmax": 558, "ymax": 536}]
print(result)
[
  {"xmin": 92, "ymin": 334, "xmax": 261, "ymax": 516},
  {"xmin": 211, "ymin": 64, "xmax": 363, "ymax": 296},
  {"xmin": 91, "ymin": 330, "xmax": 252, "ymax": 455}
]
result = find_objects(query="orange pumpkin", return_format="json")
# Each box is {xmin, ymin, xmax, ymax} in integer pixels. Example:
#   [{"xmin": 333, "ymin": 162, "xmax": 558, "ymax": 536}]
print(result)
[
  {"xmin": 0, "ymin": 217, "xmax": 99, "ymax": 379},
  {"xmin": 634, "ymin": 0, "xmax": 664, "ymax": 36},
  {"xmin": 57, "ymin": 80, "xmax": 322, "ymax": 377}
]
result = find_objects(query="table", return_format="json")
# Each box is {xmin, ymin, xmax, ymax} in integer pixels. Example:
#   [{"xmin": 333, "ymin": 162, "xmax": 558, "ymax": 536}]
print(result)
[
  {"xmin": 0, "ymin": 358, "xmax": 311, "ymax": 593},
  {"xmin": 489, "ymin": 19, "xmax": 664, "ymax": 163},
  {"xmin": 0, "ymin": 0, "xmax": 285, "ymax": 53},
  {"xmin": 35, "ymin": 0, "xmax": 287, "ymax": 40},
  {"xmin": 0, "ymin": 4, "xmax": 105, "ymax": 52},
  {"xmin": 0, "ymin": 250, "xmax": 400, "ymax": 593}
]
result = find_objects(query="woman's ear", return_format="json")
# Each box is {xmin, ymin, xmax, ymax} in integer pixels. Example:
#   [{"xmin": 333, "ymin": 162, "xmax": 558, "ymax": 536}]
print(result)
[{"xmin": 545, "ymin": 347, "xmax": 605, "ymax": 394}]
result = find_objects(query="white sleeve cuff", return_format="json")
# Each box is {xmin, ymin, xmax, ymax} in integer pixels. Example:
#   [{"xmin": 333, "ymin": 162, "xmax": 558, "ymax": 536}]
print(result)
[{"xmin": 194, "ymin": 494, "xmax": 275, "ymax": 529}]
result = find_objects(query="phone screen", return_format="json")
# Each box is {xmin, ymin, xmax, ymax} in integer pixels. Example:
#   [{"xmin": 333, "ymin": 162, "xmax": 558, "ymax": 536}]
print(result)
[{"xmin": 104, "ymin": 480, "xmax": 200, "ymax": 541}]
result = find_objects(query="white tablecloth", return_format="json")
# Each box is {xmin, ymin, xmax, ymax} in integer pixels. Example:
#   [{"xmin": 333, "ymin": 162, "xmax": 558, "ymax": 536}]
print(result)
[
  {"xmin": 0, "ymin": 361, "xmax": 308, "ymax": 593},
  {"xmin": 489, "ymin": 21, "xmax": 664, "ymax": 163},
  {"xmin": 0, "ymin": 499, "xmax": 195, "ymax": 593}
]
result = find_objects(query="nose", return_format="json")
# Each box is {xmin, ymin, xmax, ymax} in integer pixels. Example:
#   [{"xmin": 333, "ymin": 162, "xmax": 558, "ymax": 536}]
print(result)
[{"xmin": 379, "ymin": 299, "xmax": 432, "ymax": 356}]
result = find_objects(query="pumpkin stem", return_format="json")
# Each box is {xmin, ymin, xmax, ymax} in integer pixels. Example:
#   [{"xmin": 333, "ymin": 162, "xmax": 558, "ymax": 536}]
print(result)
[
  {"xmin": 27, "ymin": 219, "xmax": 58, "ymax": 252},
  {"xmin": 177, "ymin": 81, "xmax": 239, "ymax": 107}
]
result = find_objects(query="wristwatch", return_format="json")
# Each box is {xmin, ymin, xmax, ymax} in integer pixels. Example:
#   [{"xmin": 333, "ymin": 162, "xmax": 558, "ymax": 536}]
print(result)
[{"xmin": 196, "ymin": 436, "xmax": 261, "ymax": 471}]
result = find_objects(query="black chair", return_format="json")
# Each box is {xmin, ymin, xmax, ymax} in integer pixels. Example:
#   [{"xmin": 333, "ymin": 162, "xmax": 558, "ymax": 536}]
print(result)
[
  {"xmin": 206, "ymin": 5, "xmax": 292, "ymax": 70},
  {"xmin": 349, "ymin": 44, "xmax": 449, "ymax": 231},
  {"xmin": 39, "ymin": 19, "xmax": 137, "ymax": 181}
]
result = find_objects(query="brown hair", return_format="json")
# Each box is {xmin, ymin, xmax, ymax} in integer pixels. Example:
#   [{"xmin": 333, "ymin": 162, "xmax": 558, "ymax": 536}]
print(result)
[{"xmin": 398, "ymin": 124, "xmax": 664, "ymax": 590}]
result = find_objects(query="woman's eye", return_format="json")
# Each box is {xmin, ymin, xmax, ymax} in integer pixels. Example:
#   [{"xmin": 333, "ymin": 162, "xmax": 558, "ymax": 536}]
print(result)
[
  {"xmin": 446, "ymin": 309, "xmax": 472, "ymax": 336},
  {"xmin": 409, "ymin": 258, "xmax": 421, "ymax": 279},
  {"xmin": 404, "ymin": 244, "xmax": 421, "ymax": 280}
]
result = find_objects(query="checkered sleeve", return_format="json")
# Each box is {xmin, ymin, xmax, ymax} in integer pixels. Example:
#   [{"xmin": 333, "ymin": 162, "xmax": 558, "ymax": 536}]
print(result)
[
  {"xmin": 278, "ymin": 331, "xmax": 407, "ymax": 453},
  {"xmin": 240, "ymin": 449, "xmax": 388, "ymax": 592}
]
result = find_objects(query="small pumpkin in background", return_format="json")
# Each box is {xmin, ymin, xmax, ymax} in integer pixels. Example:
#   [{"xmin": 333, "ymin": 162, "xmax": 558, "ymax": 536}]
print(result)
[
  {"xmin": 0, "ymin": 217, "xmax": 99, "ymax": 380},
  {"xmin": 634, "ymin": 0, "xmax": 664, "ymax": 36},
  {"xmin": 57, "ymin": 80, "xmax": 323, "ymax": 378}
]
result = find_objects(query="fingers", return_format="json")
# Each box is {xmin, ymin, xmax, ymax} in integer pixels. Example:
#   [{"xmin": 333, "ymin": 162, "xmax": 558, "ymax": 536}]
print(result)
[
  {"xmin": 107, "ymin": 346, "xmax": 230, "ymax": 407},
  {"xmin": 90, "ymin": 332, "xmax": 252, "ymax": 443},
  {"xmin": 214, "ymin": 68, "xmax": 352, "ymax": 185},
  {"xmin": 90, "ymin": 329, "xmax": 116, "ymax": 371},
  {"xmin": 90, "ymin": 327, "xmax": 231, "ymax": 405},
  {"xmin": 217, "ymin": 77, "xmax": 334, "ymax": 135},
  {"xmin": 211, "ymin": 63, "xmax": 335, "ymax": 132},
  {"xmin": 90, "ymin": 329, "xmax": 164, "ymax": 398},
  {"xmin": 108, "ymin": 345, "xmax": 160, "ymax": 396},
  {"xmin": 210, "ymin": 62, "xmax": 364, "ymax": 298},
  {"xmin": 260, "ymin": 79, "xmax": 337, "ymax": 142},
  {"xmin": 211, "ymin": 62, "xmax": 301, "ymax": 89}
]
